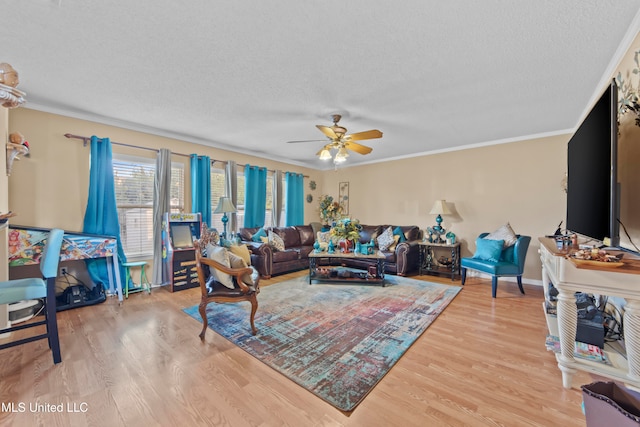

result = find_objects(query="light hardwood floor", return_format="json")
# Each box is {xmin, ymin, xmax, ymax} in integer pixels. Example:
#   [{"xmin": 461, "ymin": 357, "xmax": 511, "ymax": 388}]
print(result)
[{"xmin": 0, "ymin": 272, "xmax": 596, "ymax": 426}]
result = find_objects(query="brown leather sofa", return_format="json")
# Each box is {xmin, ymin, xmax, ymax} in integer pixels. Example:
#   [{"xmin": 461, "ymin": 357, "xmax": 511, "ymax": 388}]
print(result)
[{"xmin": 239, "ymin": 224, "xmax": 421, "ymax": 279}]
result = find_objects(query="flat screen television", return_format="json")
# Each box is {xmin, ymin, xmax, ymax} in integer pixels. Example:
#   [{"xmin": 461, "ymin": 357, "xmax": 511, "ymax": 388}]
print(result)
[
  {"xmin": 566, "ymin": 79, "xmax": 619, "ymax": 247},
  {"xmin": 171, "ymin": 223, "xmax": 194, "ymax": 249}
]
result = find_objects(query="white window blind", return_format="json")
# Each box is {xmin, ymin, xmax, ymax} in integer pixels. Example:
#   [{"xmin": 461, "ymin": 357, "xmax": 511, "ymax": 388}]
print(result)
[{"xmin": 113, "ymin": 155, "xmax": 184, "ymax": 259}]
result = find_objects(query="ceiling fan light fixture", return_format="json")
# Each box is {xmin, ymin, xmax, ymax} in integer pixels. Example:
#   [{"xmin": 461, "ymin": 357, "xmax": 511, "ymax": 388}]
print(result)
[
  {"xmin": 334, "ymin": 151, "xmax": 348, "ymax": 163},
  {"xmin": 319, "ymin": 148, "xmax": 332, "ymax": 160},
  {"xmin": 337, "ymin": 147, "xmax": 349, "ymax": 158}
]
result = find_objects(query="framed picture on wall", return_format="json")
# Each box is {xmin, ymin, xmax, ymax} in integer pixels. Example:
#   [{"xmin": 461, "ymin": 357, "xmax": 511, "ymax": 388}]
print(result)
[{"xmin": 339, "ymin": 182, "xmax": 349, "ymax": 215}]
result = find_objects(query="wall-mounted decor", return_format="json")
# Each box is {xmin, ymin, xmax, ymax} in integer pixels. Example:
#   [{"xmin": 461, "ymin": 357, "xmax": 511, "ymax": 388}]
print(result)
[
  {"xmin": 309, "ymin": 180, "xmax": 316, "ymax": 190},
  {"xmin": 339, "ymin": 182, "xmax": 349, "ymax": 215},
  {"xmin": 306, "ymin": 194, "xmax": 313, "ymax": 203}
]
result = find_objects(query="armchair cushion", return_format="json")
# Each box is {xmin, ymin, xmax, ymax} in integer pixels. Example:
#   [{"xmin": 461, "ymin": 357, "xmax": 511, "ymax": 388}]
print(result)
[
  {"xmin": 229, "ymin": 243, "xmax": 252, "ymax": 265},
  {"xmin": 473, "ymin": 238, "xmax": 504, "ymax": 262},
  {"xmin": 485, "ymin": 223, "xmax": 518, "ymax": 248},
  {"xmin": 206, "ymin": 244, "xmax": 235, "ymax": 289}
]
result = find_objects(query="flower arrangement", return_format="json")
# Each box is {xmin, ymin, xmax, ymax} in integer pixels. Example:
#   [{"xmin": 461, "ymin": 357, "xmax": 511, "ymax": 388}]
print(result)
[
  {"xmin": 318, "ymin": 194, "xmax": 343, "ymax": 226},
  {"xmin": 331, "ymin": 217, "xmax": 362, "ymax": 242}
]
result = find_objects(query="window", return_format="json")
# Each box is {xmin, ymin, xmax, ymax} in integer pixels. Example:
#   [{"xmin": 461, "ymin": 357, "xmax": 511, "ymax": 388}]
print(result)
[
  {"xmin": 113, "ymin": 154, "xmax": 184, "ymax": 259},
  {"xmin": 210, "ymin": 167, "xmax": 226, "ymax": 232}
]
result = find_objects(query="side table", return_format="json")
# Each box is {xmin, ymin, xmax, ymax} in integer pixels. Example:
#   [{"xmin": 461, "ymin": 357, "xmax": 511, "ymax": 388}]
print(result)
[{"xmin": 418, "ymin": 241, "xmax": 461, "ymax": 281}]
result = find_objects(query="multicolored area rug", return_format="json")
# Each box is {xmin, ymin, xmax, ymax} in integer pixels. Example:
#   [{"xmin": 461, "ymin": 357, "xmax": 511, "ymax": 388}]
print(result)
[{"xmin": 183, "ymin": 274, "xmax": 461, "ymax": 411}]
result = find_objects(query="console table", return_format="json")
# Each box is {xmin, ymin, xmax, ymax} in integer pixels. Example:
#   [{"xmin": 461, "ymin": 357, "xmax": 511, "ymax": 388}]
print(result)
[
  {"xmin": 418, "ymin": 241, "xmax": 460, "ymax": 281},
  {"xmin": 539, "ymin": 237, "xmax": 640, "ymax": 389}
]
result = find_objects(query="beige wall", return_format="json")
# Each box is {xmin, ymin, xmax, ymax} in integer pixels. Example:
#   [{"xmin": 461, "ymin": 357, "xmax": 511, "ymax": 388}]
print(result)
[
  {"xmin": 615, "ymin": 31, "xmax": 640, "ymax": 252},
  {"xmin": 7, "ymin": 109, "xmax": 321, "ymax": 282},
  {"xmin": 322, "ymin": 135, "xmax": 569, "ymax": 280},
  {"xmin": 8, "ymin": 108, "xmax": 569, "ymax": 284}
]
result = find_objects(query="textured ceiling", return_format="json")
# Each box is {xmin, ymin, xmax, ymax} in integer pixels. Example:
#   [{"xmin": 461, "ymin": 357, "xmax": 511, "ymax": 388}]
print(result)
[{"xmin": 3, "ymin": 1, "xmax": 640, "ymax": 169}]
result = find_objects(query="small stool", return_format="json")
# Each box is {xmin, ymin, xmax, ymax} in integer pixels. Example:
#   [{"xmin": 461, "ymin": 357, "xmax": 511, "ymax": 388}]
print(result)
[{"xmin": 122, "ymin": 261, "xmax": 151, "ymax": 298}]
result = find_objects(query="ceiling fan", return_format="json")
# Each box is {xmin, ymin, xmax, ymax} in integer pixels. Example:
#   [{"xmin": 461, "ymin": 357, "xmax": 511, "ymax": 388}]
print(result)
[{"xmin": 287, "ymin": 114, "xmax": 383, "ymax": 163}]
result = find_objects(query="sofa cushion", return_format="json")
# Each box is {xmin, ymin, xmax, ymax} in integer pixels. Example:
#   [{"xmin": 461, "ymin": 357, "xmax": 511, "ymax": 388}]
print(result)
[
  {"xmin": 239, "ymin": 227, "xmax": 259, "ymax": 242},
  {"xmin": 272, "ymin": 249, "xmax": 299, "ymax": 263},
  {"xmin": 485, "ymin": 223, "xmax": 518, "ymax": 248},
  {"xmin": 295, "ymin": 225, "xmax": 315, "ymax": 246},
  {"xmin": 396, "ymin": 225, "xmax": 420, "ymax": 241},
  {"xmin": 274, "ymin": 227, "xmax": 301, "ymax": 247},
  {"xmin": 359, "ymin": 225, "xmax": 381, "ymax": 244}
]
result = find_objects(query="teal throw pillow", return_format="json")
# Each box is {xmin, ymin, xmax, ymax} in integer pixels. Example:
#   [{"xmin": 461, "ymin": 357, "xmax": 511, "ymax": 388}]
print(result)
[
  {"xmin": 473, "ymin": 238, "xmax": 504, "ymax": 262},
  {"xmin": 392, "ymin": 226, "xmax": 407, "ymax": 242},
  {"xmin": 251, "ymin": 227, "xmax": 267, "ymax": 242}
]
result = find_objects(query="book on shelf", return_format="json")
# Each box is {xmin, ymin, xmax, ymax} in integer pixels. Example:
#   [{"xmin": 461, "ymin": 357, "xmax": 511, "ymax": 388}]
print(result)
[{"xmin": 545, "ymin": 335, "xmax": 610, "ymax": 364}]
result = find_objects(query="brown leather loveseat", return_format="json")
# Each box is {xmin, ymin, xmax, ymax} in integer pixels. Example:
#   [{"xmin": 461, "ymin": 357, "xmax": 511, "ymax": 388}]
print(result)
[{"xmin": 239, "ymin": 224, "xmax": 421, "ymax": 279}]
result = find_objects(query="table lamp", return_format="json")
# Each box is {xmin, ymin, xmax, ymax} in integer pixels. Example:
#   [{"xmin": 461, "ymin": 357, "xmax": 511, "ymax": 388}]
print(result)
[
  {"xmin": 213, "ymin": 197, "xmax": 237, "ymax": 239},
  {"xmin": 428, "ymin": 200, "xmax": 452, "ymax": 243}
]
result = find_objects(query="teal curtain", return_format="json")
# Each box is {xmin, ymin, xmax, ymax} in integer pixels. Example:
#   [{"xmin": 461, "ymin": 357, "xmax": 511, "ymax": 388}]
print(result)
[
  {"xmin": 190, "ymin": 154, "xmax": 211, "ymax": 226},
  {"xmin": 82, "ymin": 136, "xmax": 128, "ymax": 291},
  {"xmin": 243, "ymin": 164, "xmax": 267, "ymax": 228},
  {"xmin": 285, "ymin": 172, "xmax": 304, "ymax": 225}
]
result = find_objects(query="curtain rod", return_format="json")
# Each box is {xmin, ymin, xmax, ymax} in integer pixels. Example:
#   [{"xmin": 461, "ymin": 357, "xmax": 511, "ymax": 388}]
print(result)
[{"xmin": 63, "ymin": 133, "xmax": 308, "ymax": 177}]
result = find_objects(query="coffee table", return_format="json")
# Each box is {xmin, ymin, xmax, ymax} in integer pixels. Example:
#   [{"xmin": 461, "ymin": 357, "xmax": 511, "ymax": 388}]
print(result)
[{"xmin": 308, "ymin": 250, "xmax": 386, "ymax": 286}]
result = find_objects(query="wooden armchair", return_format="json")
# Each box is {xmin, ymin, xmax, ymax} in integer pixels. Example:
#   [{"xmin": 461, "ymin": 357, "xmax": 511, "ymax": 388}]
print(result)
[{"xmin": 193, "ymin": 236, "xmax": 260, "ymax": 338}]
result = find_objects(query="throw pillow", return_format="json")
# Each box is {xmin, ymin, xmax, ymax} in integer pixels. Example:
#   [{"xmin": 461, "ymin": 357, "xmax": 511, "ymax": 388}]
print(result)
[
  {"xmin": 251, "ymin": 227, "xmax": 267, "ymax": 242},
  {"xmin": 387, "ymin": 234, "xmax": 401, "ymax": 252},
  {"xmin": 317, "ymin": 231, "xmax": 336, "ymax": 245},
  {"xmin": 473, "ymin": 238, "xmax": 504, "ymax": 262},
  {"xmin": 227, "ymin": 251, "xmax": 248, "ymax": 269},
  {"xmin": 392, "ymin": 226, "xmax": 407, "ymax": 242},
  {"xmin": 377, "ymin": 226, "xmax": 395, "ymax": 251},
  {"xmin": 485, "ymin": 223, "xmax": 518, "ymax": 248},
  {"xmin": 229, "ymin": 243, "xmax": 251, "ymax": 266},
  {"xmin": 206, "ymin": 244, "xmax": 235, "ymax": 289},
  {"xmin": 268, "ymin": 230, "xmax": 285, "ymax": 251}
]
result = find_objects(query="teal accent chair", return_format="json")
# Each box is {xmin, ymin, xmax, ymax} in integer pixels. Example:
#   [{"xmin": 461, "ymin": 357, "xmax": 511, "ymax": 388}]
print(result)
[
  {"xmin": 460, "ymin": 233, "xmax": 531, "ymax": 298},
  {"xmin": 0, "ymin": 228, "xmax": 64, "ymax": 363}
]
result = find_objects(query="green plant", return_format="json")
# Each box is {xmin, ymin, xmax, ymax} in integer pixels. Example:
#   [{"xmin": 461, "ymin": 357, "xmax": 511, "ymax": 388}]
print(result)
[{"xmin": 330, "ymin": 217, "xmax": 361, "ymax": 242}]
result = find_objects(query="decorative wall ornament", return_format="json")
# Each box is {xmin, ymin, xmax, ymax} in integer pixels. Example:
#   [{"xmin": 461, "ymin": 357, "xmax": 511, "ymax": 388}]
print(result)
[
  {"xmin": 309, "ymin": 180, "xmax": 316, "ymax": 190},
  {"xmin": 616, "ymin": 50, "xmax": 640, "ymax": 127},
  {"xmin": 339, "ymin": 182, "xmax": 349, "ymax": 215}
]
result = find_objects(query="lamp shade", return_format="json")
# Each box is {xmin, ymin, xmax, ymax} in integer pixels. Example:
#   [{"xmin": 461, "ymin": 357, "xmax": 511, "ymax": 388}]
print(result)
[
  {"xmin": 213, "ymin": 197, "xmax": 237, "ymax": 214},
  {"xmin": 429, "ymin": 200, "xmax": 452, "ymax": 215}
]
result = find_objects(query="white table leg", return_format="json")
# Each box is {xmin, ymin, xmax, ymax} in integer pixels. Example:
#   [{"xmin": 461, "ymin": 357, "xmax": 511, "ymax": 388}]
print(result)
[
  {"xmin": 556, "ymin": 287, "xmax": 578, "ymax": 388},
  {"xmin": 624, "ymin": 299, "xmax": 640, "ymax": 381}
]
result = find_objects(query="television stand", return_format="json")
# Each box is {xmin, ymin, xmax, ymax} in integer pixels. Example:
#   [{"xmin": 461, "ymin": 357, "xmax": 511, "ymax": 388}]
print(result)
[{"xmin": 539, "ymin": 237, "xmax": 640, "ymax": 388}]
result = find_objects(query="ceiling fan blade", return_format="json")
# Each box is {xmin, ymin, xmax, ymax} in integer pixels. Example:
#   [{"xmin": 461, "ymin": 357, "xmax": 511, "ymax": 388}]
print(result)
[
  {"xmin": 286, "ymin": 139, "xmax": 327, "ymax": 144},
  {"xmin": 345, "ymin": 129, "xmax": 383, "ymax": 141},
  {"xmin": 316, "ymin": 125, "xmax": 338, "ymax": 139},
  {"xmin": 345, "ymin": 141, "xmax": 373, "ymax": 155}
]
